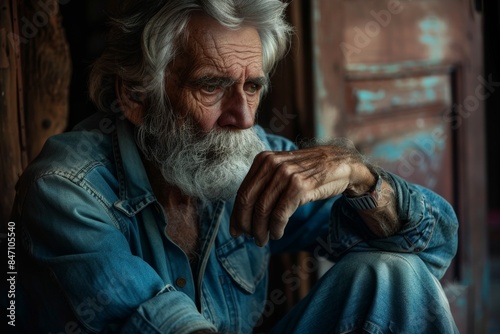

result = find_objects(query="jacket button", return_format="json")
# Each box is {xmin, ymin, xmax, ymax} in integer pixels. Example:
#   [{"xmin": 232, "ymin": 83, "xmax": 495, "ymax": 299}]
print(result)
[{"xmin": 175, "ymin": 277, "xmax": 187, "ymax": 288}]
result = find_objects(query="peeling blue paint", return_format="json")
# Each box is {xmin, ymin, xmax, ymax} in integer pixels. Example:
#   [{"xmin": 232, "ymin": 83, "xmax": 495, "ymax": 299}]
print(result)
[
  {"xmin": 346, "ymin": 59, "xmax": 445, "ymax": 74},
  {"xmin": 425, "ymin": 88, "xmax": 437, "ymax": 101},
  {"xmin": 370, "ymin": 130, "xmax": 446, "ymax": 162},
  {"xmin": 418, "ymin": 16, "xmax": 448, "ymax": 60},
  {"xmin": 419, "ymin": 15, "xmax": 446, "ymax": 33},
  {"xmin": 371, "ymin": 139, "xmax": 415, "ymax": 161},
  {"xmin": 422, "ymin": 76, "xmax": 440, "ymax": 87},
  {"xmin": 355, "ymin": 89, "xmax": 386, "ymax": 114},
  {"xmin": 409, "ymin": 91, "xmax": 422, "ymax": 105},
  {"xmin": 391, "ymin": 96, "xmax": 402, "ymax": 106},
  {"xmin": 421, "ymin": 76, "xmax": 441, "ymax": 102},
  {"xmin": 354, "ymin": 75, "xmax": 451, "ymax": 114}
]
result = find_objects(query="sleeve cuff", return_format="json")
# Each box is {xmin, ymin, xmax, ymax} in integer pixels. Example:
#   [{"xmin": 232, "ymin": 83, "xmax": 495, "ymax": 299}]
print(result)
[
  {"xmin": 328, "ymin": 171, "xmax": 433, "ymax": 258},
  {"xmin": 121, "ymin": 284, "xmax": 217, "ymax": 334}
]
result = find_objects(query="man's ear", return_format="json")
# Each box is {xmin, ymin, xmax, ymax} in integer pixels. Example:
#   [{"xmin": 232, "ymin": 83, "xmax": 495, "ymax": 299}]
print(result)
[{"xmin": 115, "ymin": 78, "xmax": 145, "ymax": 126}]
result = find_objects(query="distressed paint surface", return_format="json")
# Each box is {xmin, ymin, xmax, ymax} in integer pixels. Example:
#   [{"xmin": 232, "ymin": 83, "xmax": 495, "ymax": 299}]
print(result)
[
  {"xmin": 370, "ymin": 128, "xmax": 446, "ymax": 161},
  {"xmin": 345, "ymin": 59, "xmax": 447, "ymax": 74},
  {"xmin": 367, "ymin": 125, "xmax": 447, "ymax": 189},
  {"xmin": 346, "ymin": 115, "xmax": 451, "ymax": 200},
  {"xmin": 349, "ymin": 74, "xmax": 451, "ymax": 115},
  {"xmin": 355, "ymin": 89, "xmax": 386, "ymax": 114},
  {"xmin": 419, "ymin": 16, "xmax": 449, "ymax": 60}
]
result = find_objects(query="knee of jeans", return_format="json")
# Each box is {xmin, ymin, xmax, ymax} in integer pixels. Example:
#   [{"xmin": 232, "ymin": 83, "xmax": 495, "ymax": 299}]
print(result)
[{"xmin": 333, "ymin": 251, "xmax": 429, "ymax": 283}]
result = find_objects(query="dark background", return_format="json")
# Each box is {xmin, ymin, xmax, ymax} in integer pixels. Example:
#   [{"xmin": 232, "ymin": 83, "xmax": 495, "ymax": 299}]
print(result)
[{"xmin": 484, "ymin": 1, "xmax": 500, "ymax": 228}]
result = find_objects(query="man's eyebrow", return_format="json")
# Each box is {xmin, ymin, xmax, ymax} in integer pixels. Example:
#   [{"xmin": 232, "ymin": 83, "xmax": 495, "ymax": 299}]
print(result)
[
  {"xmin": 190, "ymin": 76, "xmax": 236, "ymax": 87},
  {"xmin": 190, "ymin": 75, "xmax": 269, "ymax": 88}
]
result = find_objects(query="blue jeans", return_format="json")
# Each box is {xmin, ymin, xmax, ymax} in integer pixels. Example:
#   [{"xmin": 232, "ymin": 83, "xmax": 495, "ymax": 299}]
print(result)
[{"xmin": 270, "ymin": 251, "xmax": 458, "ymax": 333}]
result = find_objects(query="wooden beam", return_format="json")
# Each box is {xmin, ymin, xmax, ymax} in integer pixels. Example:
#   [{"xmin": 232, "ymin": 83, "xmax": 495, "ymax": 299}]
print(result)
[
  {"xmin": 0, "ymin": 0, "xmax": 26, "ymax": 223},
  {"xmin": 20, "ymin": 0, "xmax": 71, "ymax": 161}
]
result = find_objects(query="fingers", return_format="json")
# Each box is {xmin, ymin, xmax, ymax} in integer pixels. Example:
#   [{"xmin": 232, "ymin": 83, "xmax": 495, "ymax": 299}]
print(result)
[
  {"xmin": 230, "ymin": 151, "xmax": 286, "ymax": 241},
  {"xmin": 230, "ymin": 150, "xmax": 327, "ymax": 247},
  {"xmin": 247, "ymin": 170, "xmax": 303, "ymax": 246}
]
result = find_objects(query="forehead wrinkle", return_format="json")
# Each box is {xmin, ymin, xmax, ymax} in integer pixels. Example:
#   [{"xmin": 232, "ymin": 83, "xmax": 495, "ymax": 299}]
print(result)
[
  {"xmin": 211, "ymin": 48, "xmax": 263, "ymax": 78},
  {"xmin": 193, "ymin": 48, "xmax": 263, "ymax": 81},
  {"xmin": 215, "ymin": 42, "xmax": 262, "ymax": 54},
  {"xmin": 211, "ymin": 38, "xmax": 262, "ymax": 60},
  {"xmin": 184, "ymin": 22, "xmax": 264, "ymax": 80},
  {"xmin": 205, "ymin": 43, "xmax": 262, "ymax": 63}
]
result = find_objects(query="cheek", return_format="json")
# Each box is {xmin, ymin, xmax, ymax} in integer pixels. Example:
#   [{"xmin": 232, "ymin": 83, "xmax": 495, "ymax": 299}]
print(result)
[
  {"xmin": 248, "ymin": 97, "xmax": 260, "ymax": 114},
  {"xmin": 184, "ymin": 91, "xmax": 221, "ymax": 132}
]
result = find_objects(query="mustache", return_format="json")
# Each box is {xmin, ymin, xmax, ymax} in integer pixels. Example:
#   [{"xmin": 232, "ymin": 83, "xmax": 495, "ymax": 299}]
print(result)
[{"xmin": 135, "ymin": 114, "xmax": 265, "ymax": 201}]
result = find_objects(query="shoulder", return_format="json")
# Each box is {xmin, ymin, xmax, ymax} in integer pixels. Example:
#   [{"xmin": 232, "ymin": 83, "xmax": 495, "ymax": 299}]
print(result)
[
  {"xmin": 28, "ymin": 113, "xmax": 114, "ymax": 173},
  {"xmin": 12, "ymin": 113, "xmax": 126, "ymax": 230},
  {"xmin": 15, "ymin": 113, "xmax": 118, "ymax": 200}
]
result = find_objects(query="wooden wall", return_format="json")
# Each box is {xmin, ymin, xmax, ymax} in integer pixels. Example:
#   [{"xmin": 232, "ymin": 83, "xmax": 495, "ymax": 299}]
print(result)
[{"xmin": 0, "ymin": 0, "xmax": 71, "ymax": 223}]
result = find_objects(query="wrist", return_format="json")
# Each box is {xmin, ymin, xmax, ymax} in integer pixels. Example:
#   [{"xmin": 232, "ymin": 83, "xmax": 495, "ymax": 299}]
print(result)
[
  {"xmin": 343, "ymin": 166, "xmax": 382, "ymax": 210},
  {"xmin": 344, "ymin": 164, "xmax": 377, "ymax": 197}
]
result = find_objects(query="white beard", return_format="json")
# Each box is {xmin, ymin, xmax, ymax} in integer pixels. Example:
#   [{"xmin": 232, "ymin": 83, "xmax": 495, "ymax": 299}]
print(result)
[{"xmin": 136, "ymin": 115, "xmax": 265, "ymax": 201}]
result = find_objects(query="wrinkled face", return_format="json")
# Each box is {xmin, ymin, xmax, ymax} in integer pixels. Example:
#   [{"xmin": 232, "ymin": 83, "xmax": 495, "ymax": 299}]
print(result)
[
  {"xmin": 136, "ymin": 14, "xmax": 267, "ymax": 201},
  {"xmin": 166, "ymin": 13, "xmax": 267, "ymax": 132}
]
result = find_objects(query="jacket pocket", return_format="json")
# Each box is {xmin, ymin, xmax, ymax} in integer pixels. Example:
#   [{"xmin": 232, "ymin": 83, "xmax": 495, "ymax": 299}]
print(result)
[{"xmin": 216, "ymin": 237, "xmax": 269, "ymax": 294}]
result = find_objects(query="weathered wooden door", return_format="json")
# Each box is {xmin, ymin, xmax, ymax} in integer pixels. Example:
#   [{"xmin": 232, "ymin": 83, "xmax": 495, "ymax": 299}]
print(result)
[{"xmin": 307, "ymin": 0, "xmax": 487, "ymax": 332}]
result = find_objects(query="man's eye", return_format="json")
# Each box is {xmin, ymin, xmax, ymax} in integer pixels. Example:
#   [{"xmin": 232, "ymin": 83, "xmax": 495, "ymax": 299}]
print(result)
[
  {"xmin": 202, "ymin": 85, "xmax": 218, "ymax": 93},
  {"xmin": 245, "ymin": 83, "xmax": 260, "ymax": 94},
  {"xmin": 197, "ymin": 83, "xmax": 225, "ymax": 105}
]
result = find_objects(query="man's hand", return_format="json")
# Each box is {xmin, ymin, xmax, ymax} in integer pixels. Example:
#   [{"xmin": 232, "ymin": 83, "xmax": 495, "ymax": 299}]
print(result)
[{"xmin": 230, "ymin": 139, "xmax": 386, "ymax": 246}]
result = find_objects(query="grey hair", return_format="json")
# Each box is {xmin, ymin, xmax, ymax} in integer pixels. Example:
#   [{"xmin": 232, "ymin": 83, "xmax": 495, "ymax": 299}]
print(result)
[{"xmin": 88, "ymin": 0, "xmax": 293, "ymax": 116}]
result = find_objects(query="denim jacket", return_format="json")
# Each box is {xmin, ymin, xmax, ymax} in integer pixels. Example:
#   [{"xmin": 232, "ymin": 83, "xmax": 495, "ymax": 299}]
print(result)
[{"xmin": 9, "ymin": 112, "xmax": 458, "ymax": 334}]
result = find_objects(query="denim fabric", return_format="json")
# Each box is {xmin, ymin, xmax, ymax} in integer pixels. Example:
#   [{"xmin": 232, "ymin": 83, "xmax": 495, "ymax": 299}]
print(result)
[
  {"xmin": 7, "ymin": 112, "xmax": 459, "ymax": 333},
  {"xmin": 270, "ymin": 252, "xmax": 459, "ymax": 333}
]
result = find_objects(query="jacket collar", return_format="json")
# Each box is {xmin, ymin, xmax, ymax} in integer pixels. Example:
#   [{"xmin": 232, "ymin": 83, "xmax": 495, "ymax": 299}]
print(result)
[{"xmin": 112, "ymin": 116, "xmax": 156, "ymax": 216}]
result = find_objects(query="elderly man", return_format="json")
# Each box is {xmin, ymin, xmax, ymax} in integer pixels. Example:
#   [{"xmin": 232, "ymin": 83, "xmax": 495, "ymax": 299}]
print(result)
[{"xmin": 8, "ymin": 0, "xmax": 459, "ymax": 333}]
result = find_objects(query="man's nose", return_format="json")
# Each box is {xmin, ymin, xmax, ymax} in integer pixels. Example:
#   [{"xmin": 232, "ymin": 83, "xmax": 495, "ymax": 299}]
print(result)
[{"xmin": 217, "ymin": 88, "xmax": 255, "ymax": 129}]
